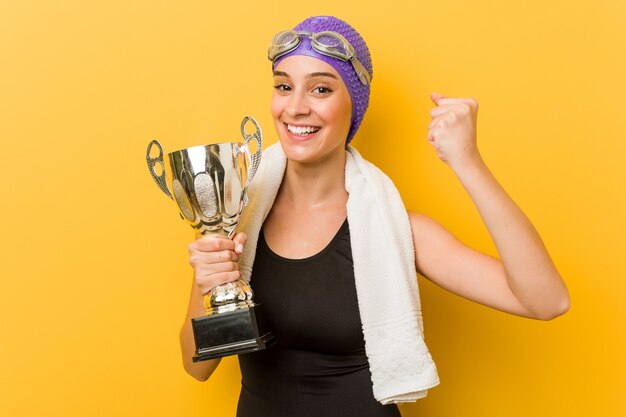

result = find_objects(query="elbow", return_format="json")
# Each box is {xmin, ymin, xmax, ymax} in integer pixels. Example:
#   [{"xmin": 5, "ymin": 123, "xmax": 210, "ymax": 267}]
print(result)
[
  {"xmin": 181, "ymin": 354, "xmax": 220, "ymax": 382},
  {"xmin": 536, "ymin": 293, "xmax": 570, "ymax": 321},
  {"xmin": 183, "ymin": 364, "xmax": 211, "ymax": 382},
  {"xmin": 192, "ymin": 372, "xmax": 210, "ymax": 382}
]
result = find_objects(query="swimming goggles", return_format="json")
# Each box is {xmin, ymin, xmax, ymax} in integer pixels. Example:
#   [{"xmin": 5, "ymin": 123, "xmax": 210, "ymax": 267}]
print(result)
[{"xmin": 268, "ymin": 30, "xmax": 371, "ymax": 86}]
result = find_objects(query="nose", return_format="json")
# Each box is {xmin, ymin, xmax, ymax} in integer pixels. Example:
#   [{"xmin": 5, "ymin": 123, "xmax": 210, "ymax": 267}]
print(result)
[{"xmin": 286, "ymin": 91, "xmax": 310, "ymax": 118}]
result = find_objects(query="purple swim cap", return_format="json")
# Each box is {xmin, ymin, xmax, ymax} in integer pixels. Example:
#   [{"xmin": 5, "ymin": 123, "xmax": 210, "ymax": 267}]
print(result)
[{"xmin": 272, "ymin": 16, "xmax": 373, "ymax": 145}]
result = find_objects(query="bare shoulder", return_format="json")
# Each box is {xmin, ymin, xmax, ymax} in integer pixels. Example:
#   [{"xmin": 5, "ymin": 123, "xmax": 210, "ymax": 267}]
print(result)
[
  {"xmin": 407, "ymin": 211, "xmax": 442, "ymax": 233},
  {"xmin": 407, "ymin": 210, "xmax": 467, "ymax": 278},
  {"xmin": 407, "ymin": 211, "xmax": 462, "ymax": 252}
]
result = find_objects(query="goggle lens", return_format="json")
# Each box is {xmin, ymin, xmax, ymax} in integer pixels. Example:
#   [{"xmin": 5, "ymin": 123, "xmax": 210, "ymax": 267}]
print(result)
[
  {"xmin": 316, "ymin": 33, "xmax": 343, "ymax": 49},
  {"xmin": 269, "ymin": 31, "xmax": 301, "ymax": 61},
  {"xmin": 273, "ymin": 31, "xmax": 298, "ymax": 46}
]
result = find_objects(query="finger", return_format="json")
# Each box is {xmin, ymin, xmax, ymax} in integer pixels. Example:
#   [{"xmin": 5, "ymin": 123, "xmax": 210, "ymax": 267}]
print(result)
[
  {"xmin": 427, "ymin": 122, "xmax": 445, "ymax": 143},
  {"xmin": 428, "ymin": 113, "xmax": 448, "ymax": 130},
  {"xmin": 207, "ymin": 249, "xmax": 240, "ymax": 263},
  {"xmin": 427, "ymin": 129, "xmax": 436, "ymax": 144},
  {"xmin": 429, "ymin": 104, "xmax": 458, "ymax": 118},
  {"xmin": 198, "ymin": 271, "xmax": 242, "ymax": 294},
  {"xmin": 189, "ymin": 249, "xmax": 239, "ymax": 267},
  {"xmin": 203, "ymin": 260, "xmax": 240, "ymax": 274},
  {"xmin": 435, "ymin": 97, "xmax": 478, "ymax": 109},
  {"xmin": 430, "ymin": 92, "xmax": 447, "ymax": 105},
  {"xmin": 233, "ymin": 232, "xmax": 248, "ymax": 254},
  {"xmin": 193, "ymin": 235, "xmax": 237, "ymax": 252},
  {"xmin": 194, "ymin": 260, "xmax": 241, "ymax": 283}
]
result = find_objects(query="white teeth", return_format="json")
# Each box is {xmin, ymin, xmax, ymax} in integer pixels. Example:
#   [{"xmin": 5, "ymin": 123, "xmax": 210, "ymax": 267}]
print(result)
[{"xmin": 287, "ymin": 125, "xmax": 320, "ymax": 136}]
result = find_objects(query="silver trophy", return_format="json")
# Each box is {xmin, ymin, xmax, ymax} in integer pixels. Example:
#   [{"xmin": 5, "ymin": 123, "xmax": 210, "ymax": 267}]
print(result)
[{"xmin": 146, "ymin": 116, "xmax": 275, "ymax": 362}]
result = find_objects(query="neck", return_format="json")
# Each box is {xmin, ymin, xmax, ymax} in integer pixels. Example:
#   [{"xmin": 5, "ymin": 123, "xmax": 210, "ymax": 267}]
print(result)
[{"xmin": 279, "ymin": 148, "xmax": 348, "ymax": 209}]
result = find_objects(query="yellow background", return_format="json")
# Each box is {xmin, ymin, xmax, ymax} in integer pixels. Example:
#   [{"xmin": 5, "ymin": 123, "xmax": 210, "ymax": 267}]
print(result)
[{"xmin": 1, "ymin": 0, "xmax": 624, "ymax": 416}]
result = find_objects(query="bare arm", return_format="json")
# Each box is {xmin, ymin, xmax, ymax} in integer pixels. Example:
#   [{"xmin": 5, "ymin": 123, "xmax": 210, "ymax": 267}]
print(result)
[
  {"xmin": 179, "ymin": 232, "xmax": 248, "ymax": 380},
  {"xmin": 180, "ymin": 280, "xmax": 221, "ymax": 381},
  {"xmin": 409, "ymin": 192, "xmax": 568, "ymax": 320},
  {"xmin": 416, "ymin": 92, "xmax": 570, "ymax": 320}
]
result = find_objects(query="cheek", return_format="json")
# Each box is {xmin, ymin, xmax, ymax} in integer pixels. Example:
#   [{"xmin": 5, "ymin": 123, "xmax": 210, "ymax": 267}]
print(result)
[
  {"xmin": 342, "ymin": 102, "xmax": 353, "ymax": 129},
  {"xmin": 323, "ymin": 97, "xmax": 352, "ymax": 132},
  {"xmin": 270, "ymin": 94, "xmax": 282, "ymax": 120}
]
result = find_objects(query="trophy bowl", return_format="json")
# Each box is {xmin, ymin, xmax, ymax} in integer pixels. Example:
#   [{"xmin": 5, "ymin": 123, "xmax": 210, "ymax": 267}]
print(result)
[{"xmin": 146, "ymin": 116, "xmax": 275, "ymax": 362}]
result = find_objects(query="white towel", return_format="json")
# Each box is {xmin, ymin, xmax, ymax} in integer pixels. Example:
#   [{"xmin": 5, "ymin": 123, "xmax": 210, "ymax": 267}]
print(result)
[{"xmin": 238, "ymin": 143, "xmax": 440, "ymax": 404}]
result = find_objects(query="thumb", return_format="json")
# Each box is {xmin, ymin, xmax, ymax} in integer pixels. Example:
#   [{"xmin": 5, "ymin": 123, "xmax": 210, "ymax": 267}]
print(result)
[
  {"xmin": 430, "ymin": 92, "xmax": 447, "ymax": 105},
  {"xmin": 233, "ymin": 232, "xmax": 248, "ymax": 254}
]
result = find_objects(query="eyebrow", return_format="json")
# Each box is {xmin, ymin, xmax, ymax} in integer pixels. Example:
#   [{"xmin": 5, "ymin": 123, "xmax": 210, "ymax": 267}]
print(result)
[{"xmin": 272, "ymin": 70, "xmax": 338, "ymax": 80}]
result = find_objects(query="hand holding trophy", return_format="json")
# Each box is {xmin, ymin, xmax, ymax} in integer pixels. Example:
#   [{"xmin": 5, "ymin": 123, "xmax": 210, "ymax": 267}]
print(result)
[{"xmin": 146, "ymin": 116, "xmax": 275, "ymax": 362}]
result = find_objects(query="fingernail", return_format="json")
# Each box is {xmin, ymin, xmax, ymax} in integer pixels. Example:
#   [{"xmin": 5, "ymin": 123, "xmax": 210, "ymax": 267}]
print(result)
[{"xmin": 236, "ymin": 243, "xmax": 244, "ymax": 253}]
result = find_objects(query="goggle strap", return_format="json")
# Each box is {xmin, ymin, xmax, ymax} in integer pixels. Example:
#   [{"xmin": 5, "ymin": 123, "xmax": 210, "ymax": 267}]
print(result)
[{"xmin": 350, "ymin": 57, "xmax": 371, "ymax": 85}]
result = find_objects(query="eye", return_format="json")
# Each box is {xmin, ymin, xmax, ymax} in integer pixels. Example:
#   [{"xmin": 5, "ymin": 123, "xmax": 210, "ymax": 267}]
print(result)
[
  {"xmin": 273, "ymin": 83, "xmax": 292, "ymax": 92},
  {"xmin": 312, "ymin": 86, "xmax": 333, "ymax": 95}
]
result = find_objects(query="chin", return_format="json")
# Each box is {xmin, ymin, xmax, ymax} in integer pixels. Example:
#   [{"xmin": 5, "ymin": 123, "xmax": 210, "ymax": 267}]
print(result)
[
  {"xmin": 280, "ymin": 140, "xmax": 346, "ymax": 167},
  {"xmin": 279, "ymin": 140, "xmax": 319, "ymax": 164}
]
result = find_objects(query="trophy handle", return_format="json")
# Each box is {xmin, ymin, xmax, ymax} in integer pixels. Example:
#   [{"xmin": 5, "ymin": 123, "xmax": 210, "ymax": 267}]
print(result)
[
  {"xmin": 239, "ymin": 116, "xmax": 263, "ymax": 205},
  {"xmin": 146, "ymin": 140, "xmax": 173, "ymax": 199}
]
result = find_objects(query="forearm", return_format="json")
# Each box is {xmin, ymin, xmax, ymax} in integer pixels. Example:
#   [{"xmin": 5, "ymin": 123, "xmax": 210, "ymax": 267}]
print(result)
[
  {"xmin": 453, "ymin": 157, "xmax": 570, "ymax": 319},
  {"xmin": 179, "ymin": 279, "xmax": 221, "ymax": 381}
]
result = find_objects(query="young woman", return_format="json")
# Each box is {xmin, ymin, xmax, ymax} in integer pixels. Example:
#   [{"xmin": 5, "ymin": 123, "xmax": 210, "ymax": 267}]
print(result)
[{"xmin": 180, "ymin": 15, "xmax": 570, "ymax": 417}]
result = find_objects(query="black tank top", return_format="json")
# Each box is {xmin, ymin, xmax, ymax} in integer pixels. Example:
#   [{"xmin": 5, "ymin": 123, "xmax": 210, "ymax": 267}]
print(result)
[{"xmin": 236, "ymin": 219, "xmax": 400, "ymax": 417}]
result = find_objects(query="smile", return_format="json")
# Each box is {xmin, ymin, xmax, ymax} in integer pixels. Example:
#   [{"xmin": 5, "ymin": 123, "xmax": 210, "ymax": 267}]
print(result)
[{"xmin": 286, "ymin": 124, "xmax": 321, "ymax": 136}]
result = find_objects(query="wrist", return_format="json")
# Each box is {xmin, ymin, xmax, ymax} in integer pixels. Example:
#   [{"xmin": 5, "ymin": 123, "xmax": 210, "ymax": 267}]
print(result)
[{"xmin": 449, "ymin": 152, "xmax": 487, "ymax": 178}]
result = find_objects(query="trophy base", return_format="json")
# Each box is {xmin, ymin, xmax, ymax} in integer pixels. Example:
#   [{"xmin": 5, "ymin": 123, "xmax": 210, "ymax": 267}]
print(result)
[{"xmin": 191, "ymin": 302, "xmax": 276, "ymax": 362}]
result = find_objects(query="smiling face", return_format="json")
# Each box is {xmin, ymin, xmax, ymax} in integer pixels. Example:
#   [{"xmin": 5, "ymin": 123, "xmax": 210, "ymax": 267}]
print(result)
[{"xmin": 271, "ymin": 55, "xmax": 352, "ymax": 165}]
